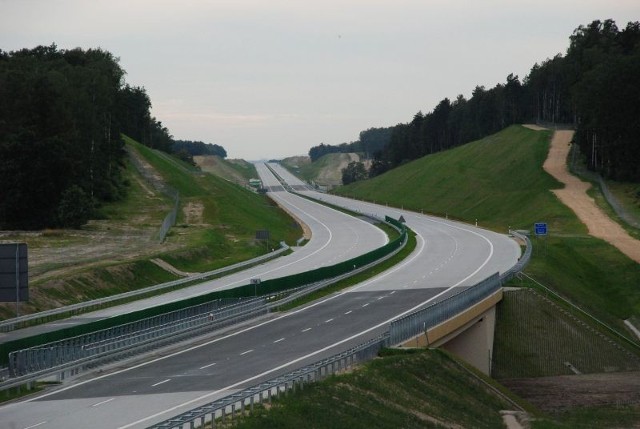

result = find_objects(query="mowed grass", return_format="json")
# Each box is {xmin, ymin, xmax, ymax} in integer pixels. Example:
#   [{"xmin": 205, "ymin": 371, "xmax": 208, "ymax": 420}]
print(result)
[
  {"xmin": 526, "ymin": 235, "xmax": 640, "ymax": 329},
  {"xmin": 493, "ymin": 289, "xmax": 640, "ymax": 379},
  {"xmin": 335, "ymin": 126, "xmax": 581, "ymax": 233},
  {"xmin": 124, "ymin": 137, "xmax": 302, "ymax": 272},
  {"xmin": 335, "ymin": 125, "xmax": 640, "ymax": 332},
  {"xmin": 232, "ymin": 349, "xmax": 512, "ymax": 429}
]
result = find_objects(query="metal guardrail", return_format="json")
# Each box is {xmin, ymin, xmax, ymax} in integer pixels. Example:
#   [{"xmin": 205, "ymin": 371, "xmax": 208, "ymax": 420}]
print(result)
[
  {"xmin": 500, "ymin": 230, "xmax": 532, "ymax": 283},
  {"xmin": 0, "ymin": 216, "xmax": 407, "ymax": 388},
  {"xmin": 145, "ymin": 228, "xmax": 533, "ymax": 428},
  {"xmin": 389, "ymin": 273, "xmax": 501, "ymax": 346},
  {"xmin": 147, "ymin": 334, "xmax": 389, "ymax": 429},
  {"xmin": 0, "ymin": 242, "xmax": 289, "ymax": 333},
  {"xmin": 9, "ymin": 297, "xmax": 266, "ymax": 377}
]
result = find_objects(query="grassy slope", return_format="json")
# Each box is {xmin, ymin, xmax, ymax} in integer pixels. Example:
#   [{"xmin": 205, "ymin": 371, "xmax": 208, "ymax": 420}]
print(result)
[
  {"xmin": 493, "ymin": 289, "xmax": 640, "ymax": 379},
  {"xmin": 125, "ymin": 137, "xmax": 301, "ymax": 272},
  {"xmin": 336, "ymin": 126, "xmax": 579, "ymax": 232},
  {"xmin": 335, "ymin": 125, "xmax": 640, "ymax": 330},
  {"xmin": 193, "ymin": 155, "xmax": 258, "ymax": 183},
  {"xmin": 233, "ymin": 349, "xmax": 513, "ymax": 429}
]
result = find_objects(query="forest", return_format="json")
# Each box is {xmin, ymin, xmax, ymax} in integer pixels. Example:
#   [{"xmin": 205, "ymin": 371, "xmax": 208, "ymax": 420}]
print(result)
[
  {"xmin": 0, "ymin": 45, "xmax": 224, "ymax": 229},
  {"xmin": 316, "ymin": 20, "xmax": 640, "ymax": 184}
]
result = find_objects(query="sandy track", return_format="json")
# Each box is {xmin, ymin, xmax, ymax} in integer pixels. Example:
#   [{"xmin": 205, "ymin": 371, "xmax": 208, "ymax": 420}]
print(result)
[{"xmin": 542, "ymin": 129, "xmax": 640, "ymax": 263}]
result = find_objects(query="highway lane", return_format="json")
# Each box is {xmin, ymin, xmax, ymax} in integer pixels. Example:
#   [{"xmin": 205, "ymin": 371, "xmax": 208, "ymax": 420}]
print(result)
[
  {"xmin": 268, "ymin": 162, "xmax": 519, "ymax": 288},
  {"xmin": 3, "ymin": 288, "xmax": 452, "ymax": 429},
  {"xmin": 0, "ymin": 165, "xmax": 520, "ymax": 429},
  {"xmin": 0, "ymin": 166, "xmax": 386, "ymax": 343}
]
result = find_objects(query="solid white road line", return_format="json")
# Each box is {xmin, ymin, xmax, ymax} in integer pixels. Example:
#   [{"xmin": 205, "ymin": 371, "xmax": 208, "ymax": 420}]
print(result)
[{"xmin": 24, "ymin": 422, "xmax": 47, "ymax": 429}]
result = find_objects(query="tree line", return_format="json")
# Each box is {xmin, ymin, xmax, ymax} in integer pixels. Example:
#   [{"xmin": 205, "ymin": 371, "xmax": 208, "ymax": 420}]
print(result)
[
  {"xmin": 308, "ymin": 127, "xmax": 393, "ymax": 162},
  {"xmin": 332, "ymin": 20, "xmax": 639, "ymax": 184},
  {"xmin": 0, "ymin": 44, "xmax": 226, "ymax": 229}
]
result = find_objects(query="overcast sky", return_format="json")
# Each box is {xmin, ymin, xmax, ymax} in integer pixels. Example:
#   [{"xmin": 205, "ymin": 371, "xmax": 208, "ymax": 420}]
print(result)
[{"xmin": 2, "ymin": 1, "xmax": 638, "ymax": 159}]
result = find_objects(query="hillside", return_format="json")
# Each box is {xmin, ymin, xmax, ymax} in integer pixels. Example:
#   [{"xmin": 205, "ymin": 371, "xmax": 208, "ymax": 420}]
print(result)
[
  {"xmin": 0, "ymin": 137, "xmax": 301, "ymax": 319},
  {"xmin": 335, "ymin": 125, "xmax": 640, "ymax": 335},
  {"xmin": 193, "ymin": 156, "xmax": 258, "ymax": 184},
  {"xmin": 282, "ymin": 153, "xmax": 367, "ymax": 189},
  {"xmin": 337, "ymin": 126, "xmax": 575, "ymax": 231},
  {"xmin": 233, "ymin": 349, "xmax": 518, "ymax": 429}
]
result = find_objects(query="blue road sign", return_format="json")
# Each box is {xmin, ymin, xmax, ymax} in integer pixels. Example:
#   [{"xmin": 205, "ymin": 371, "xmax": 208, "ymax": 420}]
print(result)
[{"xmin": 534, "ymin": 222, "xmax": 547, "ymax": 236}]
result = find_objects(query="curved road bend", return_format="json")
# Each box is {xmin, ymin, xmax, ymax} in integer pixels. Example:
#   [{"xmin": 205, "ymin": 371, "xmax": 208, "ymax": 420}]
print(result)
[
  {"xmin": 0, "ymin": 166, "xmax": 386, "ymax": 343},
  {"xmin": 1, "ymin": 165, "xmax": 520, "ymax": 429}
]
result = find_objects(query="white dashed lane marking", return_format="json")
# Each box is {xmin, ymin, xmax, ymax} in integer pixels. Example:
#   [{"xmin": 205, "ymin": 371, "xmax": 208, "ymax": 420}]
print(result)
[{"xmin": 92, "ymin": 398, "xmax": 115, "ymax": 407}]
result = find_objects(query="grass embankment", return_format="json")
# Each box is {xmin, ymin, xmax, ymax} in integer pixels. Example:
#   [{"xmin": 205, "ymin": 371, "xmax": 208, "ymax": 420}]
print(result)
[
  {"xmin": 124, "ymin": 137, "xmax": 301, "ymax": 273},
  {"xmin": 335, "ymin": 125, "xmax": 640, "ymax": 333},
  {"xmin": 231, "ymin": 349, "xmax": 514, "ymax": 429},
  {"xmin": 193, "ymin": 156, "xmax": 258, "ymax": 183},
  {"xmin": 494, "ymin": 289, "xmax": 640, "ymax": 428},
  {"xmin": 493, "ymin": 289, "xmax": 640, "ymax": 379}
]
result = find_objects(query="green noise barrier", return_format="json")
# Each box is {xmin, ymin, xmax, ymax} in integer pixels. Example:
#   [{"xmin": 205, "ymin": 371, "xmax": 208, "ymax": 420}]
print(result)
[{"xmin": 0, "ymin": 216, "xmax": 406, "ymax": 365}]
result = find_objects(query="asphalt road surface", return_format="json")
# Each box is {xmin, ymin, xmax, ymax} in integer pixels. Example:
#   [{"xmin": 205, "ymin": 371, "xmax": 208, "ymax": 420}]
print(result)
[
  {"xmin": 0, "ymin": 165, "xmax": 386, "ymax": 344},
  {"xmin": 0, "ymin": 164, "xmax": 520, "ymax": 429}
]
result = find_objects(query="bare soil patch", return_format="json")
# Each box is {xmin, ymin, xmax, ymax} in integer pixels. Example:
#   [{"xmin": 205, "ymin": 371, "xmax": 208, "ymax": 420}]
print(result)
[
  {"xmin": 316, "ymin": 153, "xmax": 366, "ymax": 186},
  {"xmin": 183, "ymin": 201, "xmax": 205, "ymax": 225},
  {"xmin": 542, "ymin": 129, "xmax": 640, "ymax": 263},
  {"xmin": 0, "ymin": 149, "xmax": 181, "ymax": 317},
  {"xmin": 194, "ymin": 155, "xmax": 246, "ymax": 183},
  {"xmin": 502, "ymin": 372, "xmax": 640, "ymax": 412}
]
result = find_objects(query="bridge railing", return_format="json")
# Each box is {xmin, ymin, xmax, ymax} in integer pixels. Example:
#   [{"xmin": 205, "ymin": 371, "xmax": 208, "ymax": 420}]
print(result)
[
  {"xmin": 500, "ymin": 230, "xmax": 532, "ymax": 284},
  {"xmin": 145, "ymin": 228, "xmax": 533, "ymax": 428},
  {"xmin": 8, "ymin": 297, "xmax": 266, "ymax": 377},
  {"xmin": 147, "ymin": 334, "xmax": 390, "ymax": 429},
  {"xmin": 388, "ymin": 273, "xmax": 501, "ymax": 346}
]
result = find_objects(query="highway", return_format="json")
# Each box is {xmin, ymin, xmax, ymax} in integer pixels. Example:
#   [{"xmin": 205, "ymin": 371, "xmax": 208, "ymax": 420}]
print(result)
[
  {"xmin": 0, "ymin": 165, "xmax": 387, "ymax": 343},
  {"xmin": 0, "ymin": 164, "xmax": 520, "ymax": 429}
]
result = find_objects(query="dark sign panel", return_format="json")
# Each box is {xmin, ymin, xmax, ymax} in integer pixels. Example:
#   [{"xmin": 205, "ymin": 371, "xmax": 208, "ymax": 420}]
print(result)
[
  {"xmin": 255, "ymin": 230, "xmax": 270, "ymax": 240},
  {"xmin": 0, "ymin": 243, "xmax": 28, "ymax": 302}
]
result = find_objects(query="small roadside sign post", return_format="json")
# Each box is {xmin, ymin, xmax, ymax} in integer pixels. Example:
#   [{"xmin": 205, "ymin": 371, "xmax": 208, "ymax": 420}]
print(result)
[
  {"xmin": 534, "ymin": 222, "xmax": 548, "ymax": 257},
  {"xmin": 250, "ymin": 278, "xmax": 261, "ymax": 297},
  {"xmin": 534, "ymin": 223, "xmax": 547, "ymax": 236}
]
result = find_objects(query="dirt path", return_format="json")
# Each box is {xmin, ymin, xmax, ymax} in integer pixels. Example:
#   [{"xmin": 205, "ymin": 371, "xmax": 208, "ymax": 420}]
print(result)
[{"xmin": 542, "ymin": 129, "xmax": 640, "ymax": 263}]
